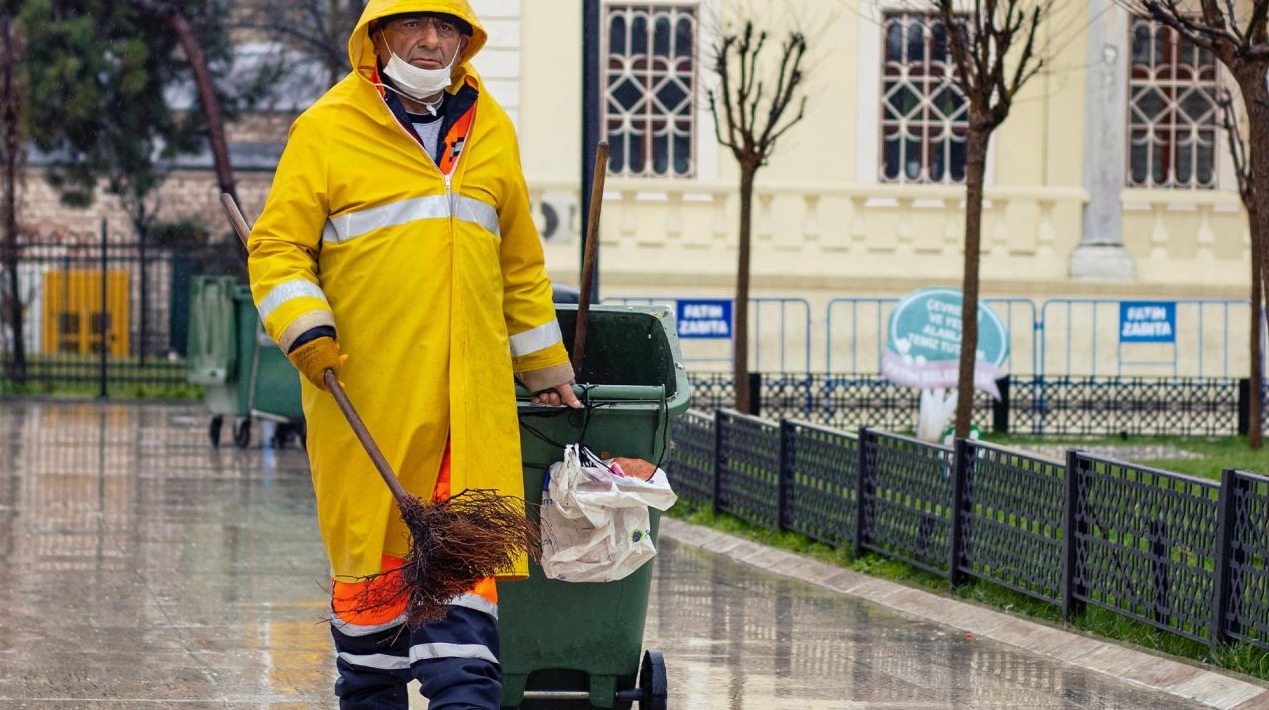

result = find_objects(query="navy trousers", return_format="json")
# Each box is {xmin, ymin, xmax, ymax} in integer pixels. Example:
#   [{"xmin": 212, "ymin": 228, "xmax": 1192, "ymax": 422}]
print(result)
[{"xmin": 330, "ymin": 594, "xmax": 502, "ymax": 710}]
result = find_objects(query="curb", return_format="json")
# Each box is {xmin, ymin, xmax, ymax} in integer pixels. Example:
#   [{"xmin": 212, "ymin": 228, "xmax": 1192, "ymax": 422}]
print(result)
[{"xmin": 657, "ymin": 517, "xmax": 1269, "ymax": 710}]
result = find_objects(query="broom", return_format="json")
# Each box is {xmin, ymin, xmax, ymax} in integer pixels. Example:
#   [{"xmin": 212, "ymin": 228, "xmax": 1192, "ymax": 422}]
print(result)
[
  {"xmin": 221, "ymin": 194, "xmax": 538, "ymax": 627},
  {"xmin": 571, "ymin": 141, "xmax": 609, "ymax": 376}
]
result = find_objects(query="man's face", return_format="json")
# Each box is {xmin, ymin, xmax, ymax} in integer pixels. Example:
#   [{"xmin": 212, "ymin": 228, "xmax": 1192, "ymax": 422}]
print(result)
[{"xmin": 375, "ymin": 15, "xmax": 469, "ymax": 70}]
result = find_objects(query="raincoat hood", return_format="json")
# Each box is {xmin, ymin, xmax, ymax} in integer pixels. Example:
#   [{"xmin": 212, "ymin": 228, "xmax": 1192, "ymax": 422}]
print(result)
[{"xmin": 347, "ymin": 0, "xmax": 487, "ymax": 85}]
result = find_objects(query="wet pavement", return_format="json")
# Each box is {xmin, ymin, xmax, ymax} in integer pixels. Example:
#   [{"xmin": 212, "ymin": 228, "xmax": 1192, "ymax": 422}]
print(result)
[
  {"xmin": 0, "ymin": 401, "xmax": 1257, "ymax": 709},
  {"xmin": 647, "ymin": 540, "xmax": 1233, "ymax": 710}
]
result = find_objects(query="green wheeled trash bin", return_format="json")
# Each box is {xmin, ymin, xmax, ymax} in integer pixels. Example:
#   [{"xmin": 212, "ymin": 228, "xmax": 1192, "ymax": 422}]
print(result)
[
  {"xmin": 187, "ymin": 278, "xmax": 304, "ymax": 448},
  {"xmin": 187, "ymin": 275, "xmax": 239, "ymax": 389},
  {"xmin": 502, "ymin": 304, "xmax": 691, "ymax": 710}
]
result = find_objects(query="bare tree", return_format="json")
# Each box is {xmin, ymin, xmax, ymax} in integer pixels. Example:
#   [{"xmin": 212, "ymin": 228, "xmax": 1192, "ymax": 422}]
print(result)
[
  {"xmin": 1125, "ymin": 0, "xmax": 1269, "ymax": 449},
  {"xmin": 935, "ymin": 0, "xmax": 1051, "ymax": 438},
  {"xmin": 0, "ymin": 6, "xmax": 24, "ymax": 384},
  {"xmin": 238, "ymin": 0, "xmax": 362, "ymax": 88},
  {"xmin": 708, "ymin": 21, "xmax": 807, "ymax": 414},
  {"xmin": 136, "ymin": 0, "xmax": 237, "ymax": 207}
]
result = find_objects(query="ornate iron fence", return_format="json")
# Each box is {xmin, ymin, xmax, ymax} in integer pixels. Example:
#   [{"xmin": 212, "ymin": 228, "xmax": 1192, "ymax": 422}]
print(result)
[
  {"xmin": 859, "ymin": 429, "xmax": 953, "ymax": 576},
  {"xmin": 667, "ymin": 409, "xmax": 713, "ymax": 505},
  {"xmin": 715, "ymin": 411, "xmax": 780, "ymax": 529},
  {"xmin": 1065, "ymin": 452, "xmax": 1219, "ymax": 643},
  {"xmin": 954, "ymin": 441, "xmax": 1065, "ymax": 603},
  {"xmin": 689, "ymin": 372, "xmax": 1253, "ymax": 437},
  {"xmin": 781, "ymin": 420, "xmax": 856, "ymax": 548},
  {"xmin": 1224, "ymin": 469, "xmax": 1269, "ymax": 648},
  {"xmin": 669, "ymin": 408, "xmax": 1269, "ymax": 653},
  {"xmin": 1030, "ymin": 376, "xmax": 1240, "ymax": 437}
]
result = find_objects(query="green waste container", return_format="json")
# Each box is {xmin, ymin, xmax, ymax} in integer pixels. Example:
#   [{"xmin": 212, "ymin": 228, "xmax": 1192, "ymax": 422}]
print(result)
[
  {"xmin": 502, "ymin": 304, "xmax": 690, "ymax": 710},
  {"xmin": 187, "ymin": 278, "xmax": 304, "ymax": 448},
  {"xmin": 187, "ymin": 275, "xmax": 238, "ymax": 388}
]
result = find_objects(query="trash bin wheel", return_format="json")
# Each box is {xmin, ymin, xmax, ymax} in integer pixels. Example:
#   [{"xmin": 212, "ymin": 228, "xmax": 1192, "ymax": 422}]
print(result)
[
  {"xmin": 233, "ymin": 419, "xmax": 252, "ymax": 449},
  {"xmin": 209, "ymin": 415, "xmax": 224, "ymax": 447},
  {"xmin": 638, "ymin": 649, "xmax": 667, "ymax": 710}
]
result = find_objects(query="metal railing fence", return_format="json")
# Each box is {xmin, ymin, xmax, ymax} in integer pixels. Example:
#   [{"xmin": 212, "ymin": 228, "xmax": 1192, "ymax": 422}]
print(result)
[
  {"xmin": 1, "ymin": 238, "xmax": 244, "ymax": 394},
  {"xmin": 669, "ymin": 408, "xmax": 1269, "ymax": 652}
]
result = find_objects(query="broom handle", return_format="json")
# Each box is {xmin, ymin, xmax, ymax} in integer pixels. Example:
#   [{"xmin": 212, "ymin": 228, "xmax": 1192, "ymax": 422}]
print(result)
[
  {"xmin": 220, "ymin": 194, "xmax": 253, "ymax": 254},
  {"xmin": 323, "ymin": 369, "xmax": 413, "ymax": 505},
  {"xmin": 571, "ymin": 141, "xmax": 609, "ymax": 376},
  {"xmin": 219, "ymin": 193, "xmax": 413, "ymax": 507}
]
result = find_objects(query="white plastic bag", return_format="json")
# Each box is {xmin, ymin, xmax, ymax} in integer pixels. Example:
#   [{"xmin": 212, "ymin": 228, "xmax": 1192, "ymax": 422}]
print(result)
[{"xmin": 540, "ymin": 443, "xmax": 677, "ymax": 582}]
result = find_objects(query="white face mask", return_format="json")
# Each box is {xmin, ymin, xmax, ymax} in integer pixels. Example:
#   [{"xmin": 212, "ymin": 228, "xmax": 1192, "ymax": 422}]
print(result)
[{"xmin": 381, "ymin": 47, "xmax": 458, "ymax": 104}]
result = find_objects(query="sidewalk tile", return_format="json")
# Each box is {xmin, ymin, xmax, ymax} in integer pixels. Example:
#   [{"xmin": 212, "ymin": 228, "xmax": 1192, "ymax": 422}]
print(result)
[{"xmin": 1171, "ymin": 673, "xmax": 1268, "ymax": 710}]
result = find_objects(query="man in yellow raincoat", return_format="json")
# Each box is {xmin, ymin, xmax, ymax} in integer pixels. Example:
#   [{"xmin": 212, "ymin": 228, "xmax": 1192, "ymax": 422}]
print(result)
[{"xmin": 247, "ymin": 1, "xmax": 580, "ymax": 707}]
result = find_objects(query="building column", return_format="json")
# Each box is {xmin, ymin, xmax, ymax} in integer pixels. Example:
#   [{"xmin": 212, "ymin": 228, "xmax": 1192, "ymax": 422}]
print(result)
[{"xmin": 1072, "ymin": 1, "xmax": 1136, "ymax": 280}]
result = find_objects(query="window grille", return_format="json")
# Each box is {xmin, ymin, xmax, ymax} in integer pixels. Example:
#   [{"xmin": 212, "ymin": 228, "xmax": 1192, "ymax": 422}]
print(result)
[
  {"xmin": 1127, "ymin": 17, "xmax": 1220, "ymax": 189},
  {"xmin": 602, "ymin": 4, "xmax": 697, "ymax": 177},
  {"xmin": 880, "ymin": 12, "xmax": 968, "ymax": 184}
]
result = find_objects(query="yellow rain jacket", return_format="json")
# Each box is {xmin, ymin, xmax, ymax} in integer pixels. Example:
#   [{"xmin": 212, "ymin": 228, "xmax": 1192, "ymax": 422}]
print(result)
[{"xmin": 247, "ymin": 0, "xmax": 571, "ymax": 581}]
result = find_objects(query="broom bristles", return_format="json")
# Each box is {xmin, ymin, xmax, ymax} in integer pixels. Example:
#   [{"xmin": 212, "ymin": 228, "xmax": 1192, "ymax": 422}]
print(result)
[{"xmin": 346, "ymin": 490, "xmax": 540, "ymax": 628}]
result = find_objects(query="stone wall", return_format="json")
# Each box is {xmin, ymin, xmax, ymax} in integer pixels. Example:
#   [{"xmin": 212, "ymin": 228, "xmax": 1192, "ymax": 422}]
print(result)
[
  {"xmin": 15, "ymin": 166, "xmax": 277, "ymax": 244},
  {"xmin": 14, "ymin": 109, "xmax": 297, "ymax": 244}
]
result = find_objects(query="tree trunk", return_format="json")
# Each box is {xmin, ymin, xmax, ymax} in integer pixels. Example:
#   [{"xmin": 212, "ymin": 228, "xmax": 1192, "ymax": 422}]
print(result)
[
  {"xmin": 1237, "ymin": 68, "xmax": 1269, "ymax": 450},
  {"xmin": 1252, "ymin": 218, "xmax": 1263, "ymax": 448},
  {"xmin": 954, "ymin": 127, "xmax": 989, "ymax": 438},
  {"xmin": 733, "ymin": 165, "xmax": 755, "ymax": 414},
  {"xmin": 0, "ymin": 11, "xmax": 24, "ymax": 384},
  {"xmin": 160, "ymin": 9, "xmax": 236, "ymax": 206}
]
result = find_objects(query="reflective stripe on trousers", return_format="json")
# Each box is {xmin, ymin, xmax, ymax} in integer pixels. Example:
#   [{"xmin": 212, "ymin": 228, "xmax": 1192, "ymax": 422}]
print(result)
[{"xmin": 331, "ymin": 598, "xmax": 501, "ymax": 710}]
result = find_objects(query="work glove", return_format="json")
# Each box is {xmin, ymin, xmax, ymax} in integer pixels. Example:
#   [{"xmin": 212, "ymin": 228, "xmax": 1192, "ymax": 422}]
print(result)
[{"xmin": 287, "ymin": 335, "xmax": 346, "ymax": 390}]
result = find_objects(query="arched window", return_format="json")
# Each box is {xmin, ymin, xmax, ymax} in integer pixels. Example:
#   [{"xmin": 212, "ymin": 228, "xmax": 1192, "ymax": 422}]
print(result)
[
  {"xmin": 602, "ymin": 4, "xmax": 698, "ymax": 177},
  {"xmin": 1126, "ymin": 17, "xmax": 1220, "ymax": 189},
  {"xmin": 879, "ymin": 12, "xmax": 968, "ymax": 184}
]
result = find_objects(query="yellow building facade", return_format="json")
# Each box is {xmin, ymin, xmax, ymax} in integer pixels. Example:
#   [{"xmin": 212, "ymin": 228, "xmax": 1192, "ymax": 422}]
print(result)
[
  {"xmin": 463, "ymin": 0, "xmax": 1250, "ymax": 306},
  {"xmin": 16, "ymin": 1, "xmax": 1248, "ymax": 374}
]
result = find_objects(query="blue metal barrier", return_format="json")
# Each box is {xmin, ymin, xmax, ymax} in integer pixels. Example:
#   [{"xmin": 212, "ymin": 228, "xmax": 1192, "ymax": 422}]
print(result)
[
  {"xmin": 825, "ymin": 297, "xmax": 896, "ymax": 373},
  {"xmin": 604, "ymin": 294, "xmax": 1254, "ymax": 380},
  {"xmin": 604, "ymin": 295, "xmax": 812, "ymax": 371},
  {"xmin": 1038, "ymin": 298, "xmax": 1249, "ymax": 377},
  {"xmin": 985, "ymin": 298, "xmax": 1039, "ymax": 376}
]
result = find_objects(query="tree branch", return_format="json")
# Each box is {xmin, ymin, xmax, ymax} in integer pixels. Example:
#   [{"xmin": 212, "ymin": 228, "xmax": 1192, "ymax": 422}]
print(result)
[
  {"xmin": 939, "ymin": 1, "xmax": 978, "ymax": 101},
  {"xmin": 747, "ymin": 79, "xmax": 764, "ymax": 147},
  {"xmin": 765, "ymin": 96, "xmax": 807, "ymax": 148},
  {"xmin": 1007, "ymin": 5, "xmax": 1043, "ymax": 100},
  {"xmin": 251, "ymin": 20, "xmax": 344, "ymax": 64},
  {"xmin": 712, "ymin": 36, "xmax": 742, "ymax": 155},
  {"xmin": 757, "ymin": 33, "xmax": 806, "ymax": 152},
  {"xmin": 1139, "ymin": 0, "xmax": 1232, "ymax": 55},
  {"xmin": 708, "ymin": 20, "xmax": 808, "ymax": 167},
  {"xmin": 1248, "ymin": 0, "xmax": 1269, "ymax": 46}
]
